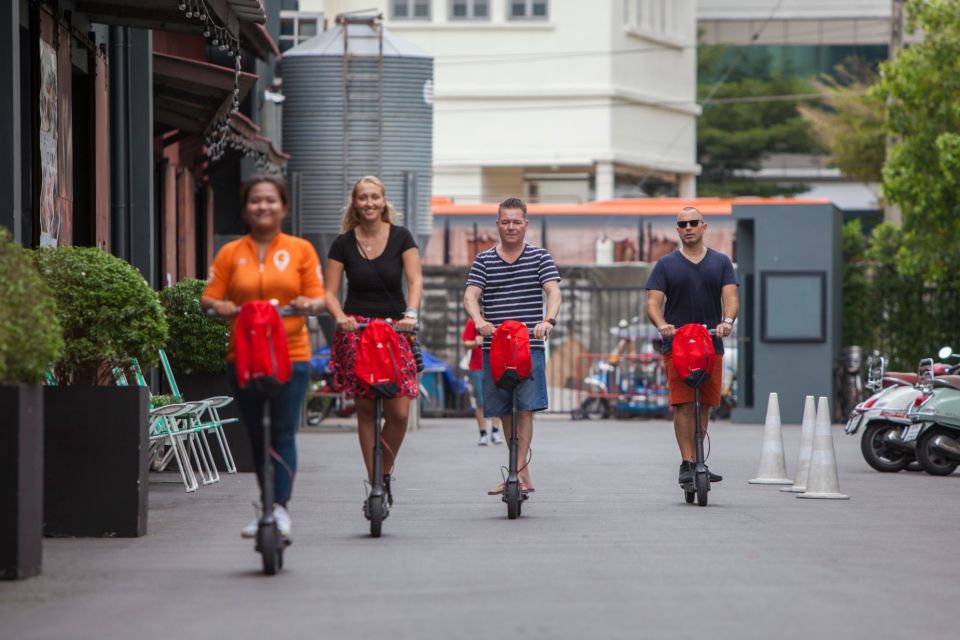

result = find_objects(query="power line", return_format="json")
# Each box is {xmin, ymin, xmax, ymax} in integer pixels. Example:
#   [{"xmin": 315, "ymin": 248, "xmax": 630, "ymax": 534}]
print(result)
[
  {"xmin": 432, "ymin": 91, "xmax": 836, "ymax": 115},
  {"xmin": 635, "ymin": 0, "xmax": 788, "ymax": 194}
]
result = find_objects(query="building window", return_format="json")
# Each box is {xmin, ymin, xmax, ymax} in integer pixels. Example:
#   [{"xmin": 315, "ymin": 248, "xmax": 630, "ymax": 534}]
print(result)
[
  {"xmin": 392, "ymin": 0, "xmax": 431, "ymax": 20},
  {"xmin": 279, "ymin": 11, "xmax": 323, "ymax": 52},
  {"xmin": 634, "ymin": 0, "xmax": 674, "ymax": 37},
  {"xmin": 450, "ymin": 0, "xmax": 489, "ymax": 20},
  {"xmin": 508, "ymin": 0, "xmax": 548, "ymax": 19}
]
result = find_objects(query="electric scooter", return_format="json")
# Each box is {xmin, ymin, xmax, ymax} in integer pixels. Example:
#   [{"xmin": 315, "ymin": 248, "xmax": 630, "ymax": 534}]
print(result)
[
  {"xmin": 680, "ymin": 327, "xmax": 717, "ymax": 507},
  {"xmin": 209, "ymin": 302, "xmax": 315, "ymax": 575},
  {"xmin": 503, "ymin": 385, "xmax": 529, "ymax": 520},
  {"xmin": 356, "ymin": 320, "xmax": 422, "ymax": 538}
]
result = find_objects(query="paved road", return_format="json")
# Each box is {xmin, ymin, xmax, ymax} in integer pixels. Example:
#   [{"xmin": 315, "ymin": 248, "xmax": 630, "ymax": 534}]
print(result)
[{"xmin": 2, "ymin": 416, "xmax": 957, "ymax": 640}]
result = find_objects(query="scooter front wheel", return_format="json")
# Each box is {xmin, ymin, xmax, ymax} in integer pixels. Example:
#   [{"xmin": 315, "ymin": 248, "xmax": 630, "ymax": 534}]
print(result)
[
  {"xmin": 368, "ymin": 496, "xmax": 386, "ymax": 538},
  {"xmin": 258, "ymin": 523, "xmax": 281, "ymax": 575},
  {"xmin": 505, "ymin": 482, "xmax": 521, "ymax": 520},
  {"xmin": 696, "ymin": 473, "xmax": 709, "ymax": 507}
]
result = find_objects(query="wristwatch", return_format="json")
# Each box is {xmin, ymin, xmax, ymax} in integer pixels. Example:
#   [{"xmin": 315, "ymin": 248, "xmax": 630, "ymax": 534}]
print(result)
[
  {"xmin": 722, "ymin": 316, "xmax": 735, "ymax": 325},
  {"xmin": 545, "ymin": 318, "xmax": 557, "ymax": 327}
]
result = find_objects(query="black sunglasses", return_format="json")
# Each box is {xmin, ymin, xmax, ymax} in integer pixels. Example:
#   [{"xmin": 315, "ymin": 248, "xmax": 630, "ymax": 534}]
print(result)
[{"xmin": 677, "ymin": 220, "xmax": 702, "ymax": 229}]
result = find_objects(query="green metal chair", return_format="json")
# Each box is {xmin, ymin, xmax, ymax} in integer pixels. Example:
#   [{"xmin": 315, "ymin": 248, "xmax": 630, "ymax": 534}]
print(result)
[
  {"xmin": 156, "ymin": 350, "xmax": 240, "ymax": 474},
  {"xmin": 112, "ymin": 363, "xmax": 204, "ymax": 492}
]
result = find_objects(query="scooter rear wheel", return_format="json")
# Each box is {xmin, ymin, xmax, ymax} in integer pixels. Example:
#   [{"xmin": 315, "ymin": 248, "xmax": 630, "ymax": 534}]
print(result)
[
  {"xmin": 860, "ymin": 422, "xmax": 910, "ymax": 472},
  {"xmin": 915, "ymin": 427, "xmax": 960, "ymax": 476},
  {"xmin": 684, "ymin": 489, "xmax": 695, "ymax": 504}
]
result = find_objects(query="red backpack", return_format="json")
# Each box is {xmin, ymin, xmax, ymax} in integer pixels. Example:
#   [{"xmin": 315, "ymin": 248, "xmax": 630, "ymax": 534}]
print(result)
[
  {"xmin": 234, "ymin": 301, "xmax": 292, "ymax": 394},
  {"xmin": 490, "ymin": 320, "xmax": 532, "ymax": 390},
  {"xmin": 355, "ymin": 320, "xmax": 403, "ymax": 398},
  {"xmin": 672, "ymin": 323, "xmax": 716, "ymax": 389}
]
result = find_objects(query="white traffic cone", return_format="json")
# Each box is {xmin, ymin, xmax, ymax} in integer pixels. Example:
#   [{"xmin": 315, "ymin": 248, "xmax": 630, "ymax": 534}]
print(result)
[
  {"xmin": 749, "ymin": 392, "xmax": 793, "ymax": 485},
  {"xmin": 797, "ymin": 396, "xmax": 849, "ymax": 500},
  {"xmin": 781, "ymin": 395, "xmax": 816, "ymax": 493}
]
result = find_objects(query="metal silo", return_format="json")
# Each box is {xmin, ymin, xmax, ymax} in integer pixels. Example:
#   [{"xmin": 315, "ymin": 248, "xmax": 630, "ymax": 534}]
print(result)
[{"xmin": 282, "ymin": 14, "xmax": 434, "ymax": 257}]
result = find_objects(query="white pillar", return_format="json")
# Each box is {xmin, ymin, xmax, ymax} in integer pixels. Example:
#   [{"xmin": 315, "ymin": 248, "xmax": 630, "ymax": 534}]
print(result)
[
  {"xmin": 595, "ymin": 161, "xmax": 614, "ymax": 201},
  {"xmin": 678, "ymin": 173, "xmax": 697, "ymax": 198}
]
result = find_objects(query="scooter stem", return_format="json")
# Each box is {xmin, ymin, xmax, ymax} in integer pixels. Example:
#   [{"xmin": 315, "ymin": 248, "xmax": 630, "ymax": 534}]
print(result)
[
  {"xmin": 371, "ymin": 397, "xmax": 383, "ymax": 497},
  {"xmin": 261, "ymin": 400, "xmax": 276, "ymax": 523},
  {"xmin": 694, "ymin": 387, "xmax": 706, "ymax": 472},
  {"xmin": 508, "ymin": 390, "xmax": 519, "ymax": 483}
]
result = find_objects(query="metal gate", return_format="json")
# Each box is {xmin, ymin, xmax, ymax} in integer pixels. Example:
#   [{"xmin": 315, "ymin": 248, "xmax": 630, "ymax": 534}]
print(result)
[{"xmin": 419, "ymin": 274, "xmax": 661, "ymax": 415}]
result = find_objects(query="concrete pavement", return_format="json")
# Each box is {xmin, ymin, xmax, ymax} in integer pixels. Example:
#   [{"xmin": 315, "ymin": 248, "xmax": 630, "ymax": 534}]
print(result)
[{"xmin": 1, "ymin": 416, "xmax": 957, "ymax": 640}]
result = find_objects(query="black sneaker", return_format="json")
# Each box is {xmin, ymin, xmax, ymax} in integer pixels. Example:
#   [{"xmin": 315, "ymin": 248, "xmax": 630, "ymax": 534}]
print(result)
[
  {"xmin": 706, "ymin": 466, "xmax": 723, "ymax": 483},
  {"xmin": 678, "ymin": 461, "xmax": 693, "ymax": 484}
]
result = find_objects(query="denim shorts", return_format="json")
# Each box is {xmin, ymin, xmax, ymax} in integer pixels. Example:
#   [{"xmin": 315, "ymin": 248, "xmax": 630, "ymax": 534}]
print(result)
[
  {"xmin": 482, "ymin": 349, "xmax": 548, "ymax": 418},
  {"xmin": 468, "ymin": 369, "xmax": 485, "ymax": 409}
]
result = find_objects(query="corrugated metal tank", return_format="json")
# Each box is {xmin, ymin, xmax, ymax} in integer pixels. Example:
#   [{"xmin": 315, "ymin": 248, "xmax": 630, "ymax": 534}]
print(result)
[{"xmin": 281, "ymin": 22, "xmax": 434, "ymax": 256}]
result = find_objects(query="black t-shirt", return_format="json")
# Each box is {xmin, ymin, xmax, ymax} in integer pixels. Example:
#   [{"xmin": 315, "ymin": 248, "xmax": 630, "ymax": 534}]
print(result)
[
  {"xmin": 328, "ymin": 225, "xmax": 418, "ymax": 319},
  {"xmin": 645, "ymin": 248, "xmax": 738, "ymax": 354}
]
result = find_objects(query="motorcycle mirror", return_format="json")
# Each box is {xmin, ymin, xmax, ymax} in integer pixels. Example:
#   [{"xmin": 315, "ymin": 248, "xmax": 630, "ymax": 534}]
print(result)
[{"xmin": 938, "ymin": 346, "xmax": 953, "ymax": 359}]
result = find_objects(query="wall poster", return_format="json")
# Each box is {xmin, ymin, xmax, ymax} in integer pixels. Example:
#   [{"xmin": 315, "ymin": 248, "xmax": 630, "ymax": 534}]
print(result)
[{"xmin": 39, "ymin": 39, "xmax": 59, "ymax": 247}]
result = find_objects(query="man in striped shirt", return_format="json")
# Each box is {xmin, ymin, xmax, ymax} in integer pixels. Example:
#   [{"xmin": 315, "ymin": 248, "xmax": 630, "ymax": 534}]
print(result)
[{"xmin": 463, "ymin": 197, "xmax": 562, "ymax": 495}]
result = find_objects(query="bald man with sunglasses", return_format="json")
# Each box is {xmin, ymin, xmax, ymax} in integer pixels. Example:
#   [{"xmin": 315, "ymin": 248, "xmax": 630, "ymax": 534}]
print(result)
[{"xmin": 645, "ymin": 206, "xmax": 739, "ymax": 485}]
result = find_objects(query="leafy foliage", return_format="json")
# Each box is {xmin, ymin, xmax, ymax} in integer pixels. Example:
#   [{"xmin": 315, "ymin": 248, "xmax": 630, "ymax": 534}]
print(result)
[
  {"xmin": 842, "ymin": 221, "xmax": 959, "ymax": 369},
  {"xmin": 159, "ymin": 279, "xmax": 228, "ymax": 375},
  {"xmin": 34, "ymin": 246, "xmax": 168, "ymax": 385},
  {"xmin": 697, "ymin": 45, "xmax": 821, "ymax": 196},
  {"xmin": 799, "ymin": 65, "xmax": 886, "ymax": 184},
  {"xmin": 873, "ymin": 0, "xmax": 960, "ymax": 283},
  {"xmin": 0, "ymin": 228, "xmax": 64, "ymax": 384}
]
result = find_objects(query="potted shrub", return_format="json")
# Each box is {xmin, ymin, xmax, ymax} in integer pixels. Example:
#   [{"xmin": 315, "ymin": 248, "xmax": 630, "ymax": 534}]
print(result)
[
  {"xmin": 35, "ymin": 246, "xmax": 168, "ymax": 537},
  {"xmin": 160, "ymin": 278, "xmax": 252, "ymax": 471},
  {"xmin": 0, "ymin": 228, "xmax": 63, "ymax": 579}
]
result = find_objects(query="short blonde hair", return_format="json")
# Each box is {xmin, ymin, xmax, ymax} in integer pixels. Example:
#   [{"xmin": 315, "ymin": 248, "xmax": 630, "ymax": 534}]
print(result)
[{"xmin": 340, "ymin": 175, "xmax": 399, "ymax": 232}]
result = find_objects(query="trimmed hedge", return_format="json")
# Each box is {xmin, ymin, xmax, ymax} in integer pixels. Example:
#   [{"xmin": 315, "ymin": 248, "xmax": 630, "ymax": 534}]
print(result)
[
  {"xmin": 34, "ymin": 246, "xmax": 168, "ymax": 385},
  {"xmin": 0, "ymin": 228, "xmax": 64, "ymax": 384},
  {"xmin": 159, "ymin": 278, "xmax": 228, "ymax": 375}
]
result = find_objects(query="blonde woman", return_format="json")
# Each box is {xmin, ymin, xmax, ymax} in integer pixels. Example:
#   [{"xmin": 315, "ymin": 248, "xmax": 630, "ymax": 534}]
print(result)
[{"xmin": 324, "ymin": 176, "xmax": 423, "ymax": 516}]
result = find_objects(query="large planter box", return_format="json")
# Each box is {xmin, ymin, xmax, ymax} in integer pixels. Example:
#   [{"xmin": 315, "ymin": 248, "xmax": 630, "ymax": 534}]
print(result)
[
  {"xmin": 0, "ymin": 384, "xmax": 44, "ymax": 580},
  {"xmin": 176, "ymin": 373, "xmax": 254, "ymax": 473},
  {"xmin": 43, "ymin": 385, "xmax": 149, "ymax": 537}
]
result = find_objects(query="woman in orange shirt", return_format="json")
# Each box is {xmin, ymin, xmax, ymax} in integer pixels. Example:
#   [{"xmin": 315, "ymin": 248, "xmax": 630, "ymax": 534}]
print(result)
[{"xmin": 201, "ymin": 175, "xmax": 325, "ymax": 540}]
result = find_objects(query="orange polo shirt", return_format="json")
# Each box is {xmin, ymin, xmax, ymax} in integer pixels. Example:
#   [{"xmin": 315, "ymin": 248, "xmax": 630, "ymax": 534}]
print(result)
[{"xmin": 203, "ymin": 233, "xmax": 325, "ymax": 362}]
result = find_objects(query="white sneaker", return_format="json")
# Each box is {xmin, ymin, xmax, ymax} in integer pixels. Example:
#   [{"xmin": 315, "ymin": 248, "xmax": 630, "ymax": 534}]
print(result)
[
  {"xmin": 478, "ymin": 432, "xmax": 490, "ymax": 446},
  {"xmin": 241, "ymin": 504, "xmax": 292, "ymax": 538},
  {"xmin": 273, "ymin": 504, "xmax": 292, "ymax": 538},
  {"xmin": 490, "ymin": 430, "xmax": 505, "ymax": 445},
  {"xmin": 241, "ymin": 516, "xmax": 258, "ymax": 539}
]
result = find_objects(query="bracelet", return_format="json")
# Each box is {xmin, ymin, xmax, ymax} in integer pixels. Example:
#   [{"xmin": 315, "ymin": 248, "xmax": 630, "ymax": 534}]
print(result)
[{"xmin": 403, "ymin": 308, "xmax": 418, "ymax": 319}]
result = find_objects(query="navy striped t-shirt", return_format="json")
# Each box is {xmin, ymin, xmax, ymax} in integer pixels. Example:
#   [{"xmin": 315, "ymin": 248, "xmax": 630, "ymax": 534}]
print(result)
[{"xmin": 466, "ymin": 244, "xmax": 561, "ymax": 351}]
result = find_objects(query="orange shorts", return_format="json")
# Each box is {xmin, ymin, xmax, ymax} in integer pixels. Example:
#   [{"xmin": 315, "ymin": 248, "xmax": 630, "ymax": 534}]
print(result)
[{"xmin": 664, "ymin": 352, "xmax": 723, "ymax": 407}]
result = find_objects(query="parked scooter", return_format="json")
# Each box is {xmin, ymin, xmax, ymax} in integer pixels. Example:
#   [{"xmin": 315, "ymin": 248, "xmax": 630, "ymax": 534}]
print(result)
[
  {"xmin": 845, "ymin": 354, "xmax": 935, "ymax": 472},
  {"xmin": 908, "ymin": 346, "xmax": 960, "ymax": 476}
]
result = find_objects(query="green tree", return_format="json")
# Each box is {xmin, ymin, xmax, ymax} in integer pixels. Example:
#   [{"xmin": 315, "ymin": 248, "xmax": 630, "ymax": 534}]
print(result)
[
  {"xmin": 697, "ymin": 45, "xmax": 819, "ymax": 197},
  {"xmin": 874, "ymin": 0, "xmax": 960, "ymax": 283},
  {"xmin": 799, "ymin": 65, "xmax": 886, "ymax": 184}
]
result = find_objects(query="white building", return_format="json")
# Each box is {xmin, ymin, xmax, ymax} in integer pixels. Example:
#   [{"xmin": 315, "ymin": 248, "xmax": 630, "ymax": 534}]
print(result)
[{"xmin": 297, "ymin": 0, "xmax": 700, "ymax": 201}]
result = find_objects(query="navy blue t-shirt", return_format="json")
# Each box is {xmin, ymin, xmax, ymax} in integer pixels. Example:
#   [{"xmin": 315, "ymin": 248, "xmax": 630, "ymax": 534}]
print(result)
[{"xmin": 645, "ymin": 248, "xmax": 738, "ymax": 354}]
